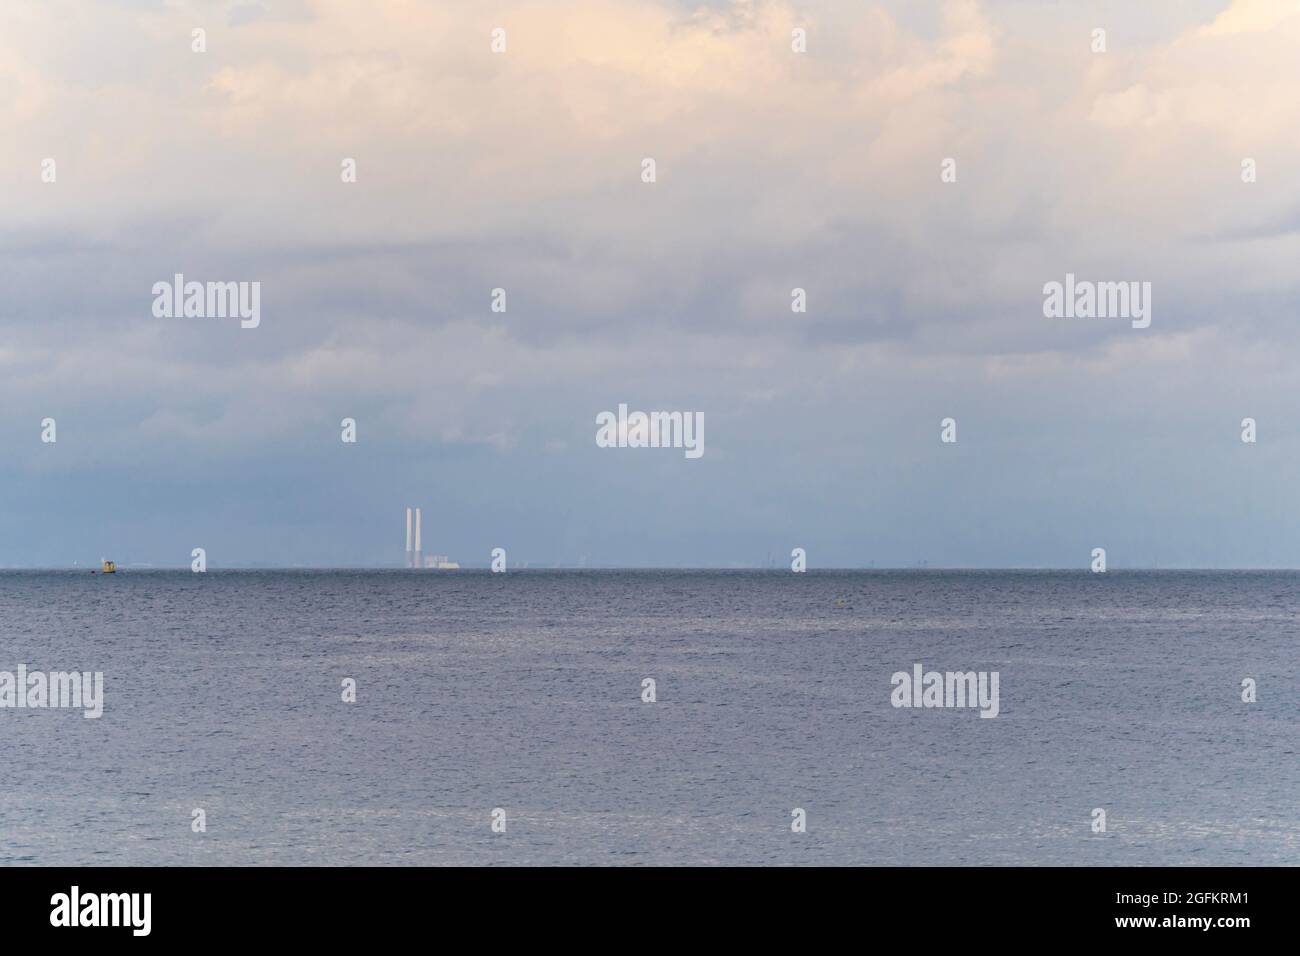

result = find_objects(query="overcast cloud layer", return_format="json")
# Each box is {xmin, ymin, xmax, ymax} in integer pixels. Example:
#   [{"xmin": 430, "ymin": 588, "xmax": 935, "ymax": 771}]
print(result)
[{"xmin": 3, "ymin": 0, "xmax": 1299, "ymax": 568}]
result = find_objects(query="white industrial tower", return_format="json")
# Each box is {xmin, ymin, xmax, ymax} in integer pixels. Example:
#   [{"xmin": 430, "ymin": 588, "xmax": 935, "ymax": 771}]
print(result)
[{"xmin": 414, "ymin": 507, "xmax": 422, "ymax": 570}]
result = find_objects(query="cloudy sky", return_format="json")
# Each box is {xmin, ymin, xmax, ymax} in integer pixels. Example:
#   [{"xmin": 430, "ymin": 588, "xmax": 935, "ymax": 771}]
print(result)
[{"xmin": 2, "ymin": 0, "xmax": 1298, "ymax": 568}]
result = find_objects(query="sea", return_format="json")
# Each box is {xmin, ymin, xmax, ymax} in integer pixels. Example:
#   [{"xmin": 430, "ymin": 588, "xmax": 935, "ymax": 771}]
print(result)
[{"xmin": 1, "ymin": 569, "xmax": 1295, "ymax": 866}]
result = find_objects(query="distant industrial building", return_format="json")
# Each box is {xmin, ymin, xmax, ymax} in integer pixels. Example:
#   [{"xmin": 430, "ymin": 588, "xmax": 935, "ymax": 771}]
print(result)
[{"xmin": 404, "ymin": 507, "xmax": 458, "ymax": 569}]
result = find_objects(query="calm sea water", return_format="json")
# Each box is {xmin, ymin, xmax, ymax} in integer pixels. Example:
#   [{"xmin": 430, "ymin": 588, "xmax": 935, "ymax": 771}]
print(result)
[{"xmin": 1, "ymin": 570, "xmax": 1295, "ymax": 866}]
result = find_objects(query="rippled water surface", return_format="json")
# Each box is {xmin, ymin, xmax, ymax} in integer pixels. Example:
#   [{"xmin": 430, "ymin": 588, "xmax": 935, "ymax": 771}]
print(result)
[{"xmin": 1, "ymin": 570, "xmax": 1295, "ymax": 865}]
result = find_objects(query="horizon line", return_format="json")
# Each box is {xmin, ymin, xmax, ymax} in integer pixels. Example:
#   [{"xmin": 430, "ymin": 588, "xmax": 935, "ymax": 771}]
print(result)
[{"xmin": 4, "ymin": 565, "xmax": 1300, "ymax": 573}]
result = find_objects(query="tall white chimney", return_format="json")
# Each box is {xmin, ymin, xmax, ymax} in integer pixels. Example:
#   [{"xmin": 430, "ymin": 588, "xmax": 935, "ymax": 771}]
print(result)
[
  {"xmin": 405, "ymin": 507, "xmax": 413, "ymax": 568},
  {"xmin": 414, "ymin": 507, "xmax": 422, "ymax": 568}
]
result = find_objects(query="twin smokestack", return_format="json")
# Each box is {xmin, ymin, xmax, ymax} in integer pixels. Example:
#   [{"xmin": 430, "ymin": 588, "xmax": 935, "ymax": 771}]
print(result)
[{"xmin": 404, "ymin": 506, "xmax": 422, "ymax": 569}]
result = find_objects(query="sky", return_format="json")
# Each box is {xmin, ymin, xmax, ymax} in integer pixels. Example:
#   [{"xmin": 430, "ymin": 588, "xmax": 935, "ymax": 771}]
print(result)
[{"xmin": 2, "ymin": 0, "xmax": 1299, "ymax": 568}]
